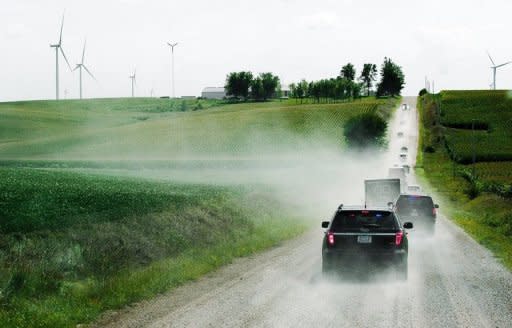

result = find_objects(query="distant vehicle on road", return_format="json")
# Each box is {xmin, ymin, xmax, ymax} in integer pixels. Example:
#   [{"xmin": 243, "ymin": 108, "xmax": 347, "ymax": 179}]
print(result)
[
  {"xmin": 395, "ymin": 194, "xmax": 439, "ymax": 235},
  {"xmin": 401, "ymin": 104, "xmax": 408, "ymax": 110},
  {"xmin": 365, "ymin": 178, "xmax": 401, "ymax": 207},
  {"xmin": 407, "ymin": 185, "xmax": 421, "ymax": 193},
  {"xmin": 397, "ymin": 132, "xmax": 404, "ymax": 137},
  {"xmin": 400, "ymin": 146, "xmax": 408, "ymax": 153},
  {"xmin": 321, "ymin": 205, "xmax": 413, "ymax": 280},
  {"xmin": 399, "ymin": 153, "xmax": 407, "ymax": 162}
]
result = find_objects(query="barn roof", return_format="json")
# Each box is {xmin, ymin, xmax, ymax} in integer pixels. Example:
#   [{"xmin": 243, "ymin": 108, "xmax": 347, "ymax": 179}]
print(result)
[{"xmin": 202, "ymin": 87, "xmax": 225, "ymax": 93}]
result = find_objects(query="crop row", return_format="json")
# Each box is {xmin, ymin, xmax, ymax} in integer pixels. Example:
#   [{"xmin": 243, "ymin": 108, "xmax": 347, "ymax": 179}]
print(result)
[
  {"xmin": 438, "ymin": 90, "xmax": 512, "ymax": 163},
  {"xmin": 0, "ymin": 167, "xmax": 232, "ymax": 234},
  {"xmin": 472, "ymin": 161, "xmax": 512, "ymax": 184},
  {"xmin": 439, "ymin": 90, "xmax": 512, "ymax": 129},
  {"xmin": 444, "ymin": 128, "xmax": 512, "ymax": 163},
  {"xmin": 0, "ymin": 100, "xmax": 384, "ymax": 159}
]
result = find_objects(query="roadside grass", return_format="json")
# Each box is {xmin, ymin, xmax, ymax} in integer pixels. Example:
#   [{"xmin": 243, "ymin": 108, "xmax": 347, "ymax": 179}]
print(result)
[
  {"xmin": 0, "ymin": 167, "xmax": 309, "ymax": 327},
  {"xmin": 416, "ymin": 93, "xmax": 512, "ymax": 270}
]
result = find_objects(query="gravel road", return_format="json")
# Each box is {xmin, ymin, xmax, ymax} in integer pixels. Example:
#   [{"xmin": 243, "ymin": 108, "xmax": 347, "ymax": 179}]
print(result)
[{"xmin": 95, "ymin": 97, "xmax": 512, "ymax": 328}]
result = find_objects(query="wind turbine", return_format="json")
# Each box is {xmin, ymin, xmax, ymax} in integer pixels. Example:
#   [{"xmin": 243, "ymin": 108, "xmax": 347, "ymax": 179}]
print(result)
[
  {"xmin": 50, "ymin": 13, "xmax": 72, "ymax": 100},
  {"xmin": 487, "ymin": 52, "xmax": 512, "ymax": 90},
  {"xmin": 73, "ymin": 39, "xmax": 96, "ymax": 99},
  {"xmin": 129, "ymin": 69, "xmax": 136, "ymax": 97},
  {"xmin": 167, "ymin": 42, "xmax": 178, "ymax": 98}
]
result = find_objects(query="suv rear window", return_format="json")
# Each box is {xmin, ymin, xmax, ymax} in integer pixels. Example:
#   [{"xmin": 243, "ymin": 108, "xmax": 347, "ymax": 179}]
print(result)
[
  {"xmin": 396, "ymin": 196, "xmax": 434, "ymax": 214},
  {"xmin": 331, "ymin": 210, "xmax": 398, "ymax": 232}
]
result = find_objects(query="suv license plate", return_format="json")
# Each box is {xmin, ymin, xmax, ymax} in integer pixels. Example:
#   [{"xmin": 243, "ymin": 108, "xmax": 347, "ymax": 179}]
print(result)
[{"xmin": 357, "ymin": 235, "xmax": 372, "ymax": 243}]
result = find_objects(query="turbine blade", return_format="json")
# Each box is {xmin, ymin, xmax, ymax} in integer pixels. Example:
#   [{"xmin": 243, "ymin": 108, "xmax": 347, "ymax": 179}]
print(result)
[
  {"xmin": 82, "ymin": 39, "xmax": 87, "ymax": 64},
  {"xmin": 496, "ymin": 61, "xmax": 512, "ymax": 68},
  {"xmin": 83, "ymin": 65, "xmax": 96, "ymax": 80},
  {"xmin": 59, "ymin": 13, "xmax": 65, "ymax": 45},
  {"xmin": 487, "ymin": 51, "xmax": 496, "ymax": 66},
  {"xmin": 73, "ymin": 64, "xmax": 80, "ymax": 71},
  {"xmin": 60, "ymin": 46, "xmax": 72, "ymax": 70}
]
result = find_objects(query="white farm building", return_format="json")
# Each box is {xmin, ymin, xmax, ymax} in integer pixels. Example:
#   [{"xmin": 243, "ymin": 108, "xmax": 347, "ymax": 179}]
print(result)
[{"xmin": 201, "ymin": 87, "xmax": 226, "ymax": 99}]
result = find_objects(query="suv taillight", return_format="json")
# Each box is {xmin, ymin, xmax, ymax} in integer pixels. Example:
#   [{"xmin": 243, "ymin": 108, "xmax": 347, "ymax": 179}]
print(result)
[
  {"xmin": 328, "ymin": 232, "xmax": 335, "ymax": 246},
  {"xmin": 432, "ymin": 207, "xmax": 437, "ymax": 217},
  {"xmin": 395, "ymin": 231, "xmax": 404, "ymax": 246}
]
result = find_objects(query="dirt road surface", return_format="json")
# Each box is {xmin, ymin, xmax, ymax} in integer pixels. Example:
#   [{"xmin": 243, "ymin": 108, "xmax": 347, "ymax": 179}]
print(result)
[{"xmin": 95, "ymin": 97, "xmax": 512, "ymax": 328}]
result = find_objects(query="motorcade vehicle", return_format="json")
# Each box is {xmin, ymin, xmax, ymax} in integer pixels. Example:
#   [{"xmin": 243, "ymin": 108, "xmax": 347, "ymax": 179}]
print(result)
[
  {"xmin": 364, "ymin": 179, "xmax": 401, "ymax": 207},
  {"xmin": 394, "ymin": 194, "xmax": 439, "ymax": 235},
  {"xmin": 321, "ymin": 205, "xmax": 413, "ymax": 280},
  {"xmin": 406, "ymin": 185, "xmax": 421, "ymax": 193}
]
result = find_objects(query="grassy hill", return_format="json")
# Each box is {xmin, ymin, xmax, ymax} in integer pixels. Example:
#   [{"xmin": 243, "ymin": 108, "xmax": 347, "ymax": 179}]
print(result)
[
  {"xmin": 0, "ymin": 96, "xmax": 398, "ymax": 327},
  {"xmin": 417, "ymin": 90, "xmax": 512, "ymax": 270},
  {"xmin": 0, "ymin": 97, "xmax": 391, "ymax": 160}
]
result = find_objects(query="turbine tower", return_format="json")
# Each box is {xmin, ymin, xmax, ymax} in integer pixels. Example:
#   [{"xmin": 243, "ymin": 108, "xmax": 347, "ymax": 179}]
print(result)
[
  {"xmin": 487, "ymin": 52, "xmax": 512, "ymax": 90},
  {"xmin": 73, "ymin": 39, "xmax": 96, "ymax": 99},
  {"xmin": 167, "ymin": 42, "xmax": 178, "ymax": 98},
  {"xmin": 50, "ymin": 13, "xmax": 72, "ymax": 100},
  {"xmin": 129, "ymin": 70, "xmax": 136, "ymax": 97}
]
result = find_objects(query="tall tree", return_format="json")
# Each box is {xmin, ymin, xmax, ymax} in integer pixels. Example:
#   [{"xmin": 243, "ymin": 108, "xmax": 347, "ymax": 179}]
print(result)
[
  {"xmin": 289, "ymin": 83, "xmax": 297, "ymax": 101},
  {"xmin": 225, "ymin": 71, "xmax": 253, "ymax": 100},
  {"xmin": 294, "ymin": 79, "xmax": 309, "ymax": 103},
  {"xmin": 359, "ymin": 63, "xmax": 378, "ymax": 96},
  {"xmin": 250, "ymin": 76, "xmax": 264, "ymax": 100},
  {"xmin": 340, "ymin": 63, "xmax": 356, "ymax": 81},
  {"xmin": 260, "ymin": 72, "xmax": 280, "ymax": 100},
  {"xmin": 376, "ymin": 57, "xmax": 405, "ymax": 97},
  {"xmin": 225, "ymin": 72, "xmax": 239, "ymax": 98}
]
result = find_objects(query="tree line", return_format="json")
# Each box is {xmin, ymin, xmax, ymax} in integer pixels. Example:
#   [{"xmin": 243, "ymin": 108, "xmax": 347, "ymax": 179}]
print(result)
[
  {"xmin": 223, "ymin": 57, "xmax": 404, "ymax": 103},
  {"xmin": 289, "ymin": 57, "xmax": 404, "ymax": 103},
  {"xmin": 224, "ymin": 71, "xmax": 280, "ymax": 101}
]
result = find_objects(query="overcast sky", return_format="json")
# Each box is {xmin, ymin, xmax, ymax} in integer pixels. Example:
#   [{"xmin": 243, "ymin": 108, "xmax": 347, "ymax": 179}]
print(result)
[{"xmin": 2, "ymin": 0, "xmax": 512, "ymax": 101}]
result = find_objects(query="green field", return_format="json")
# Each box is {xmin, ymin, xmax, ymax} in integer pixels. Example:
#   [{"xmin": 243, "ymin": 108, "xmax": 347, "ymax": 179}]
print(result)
[
  {"xmin": 0, "ymin": 97, "xmax": 391, "ymax": 160},
  {"xmin": 439, "ymin": 90, "xmax": 512, "ymax": 164},
  {"xmin": 0, "ymin": 167, "xmax": 308, "ymax": 327},
  {"xmin": 0, "ymin": 96, "xmax": 398, "ymax": 327},
  {"xmin": 473, "ymin": 161, "xmax": 512, "ymax": 184},
  {"xmin": 417, "ymin": 91, "xmax": 512, "ymax": 270}
]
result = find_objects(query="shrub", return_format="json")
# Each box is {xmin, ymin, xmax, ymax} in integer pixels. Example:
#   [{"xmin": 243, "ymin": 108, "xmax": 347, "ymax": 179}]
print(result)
[
  {"xmin": 419, "ymin": 88, "xmax": 428, "ymax": 96},
  {"xmin": 343, "ymin": 112, "xmax": 387, "ymax": 148}
]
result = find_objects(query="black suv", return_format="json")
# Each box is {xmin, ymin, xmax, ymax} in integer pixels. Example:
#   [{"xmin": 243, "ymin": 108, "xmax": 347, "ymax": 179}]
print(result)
[
  {"xmin": 395, "ymin": 194, "xmax": 439, "ymax": 235},
  {"xmin": 321, "ymin": 205, "xmax": 413, "ymax": 280}
]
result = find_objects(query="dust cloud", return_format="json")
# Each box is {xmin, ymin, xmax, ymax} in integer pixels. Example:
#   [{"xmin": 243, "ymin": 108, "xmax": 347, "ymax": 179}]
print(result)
[{"xmin": 55, "ymin": 103, "xmax": 403, "ymax": 221}]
